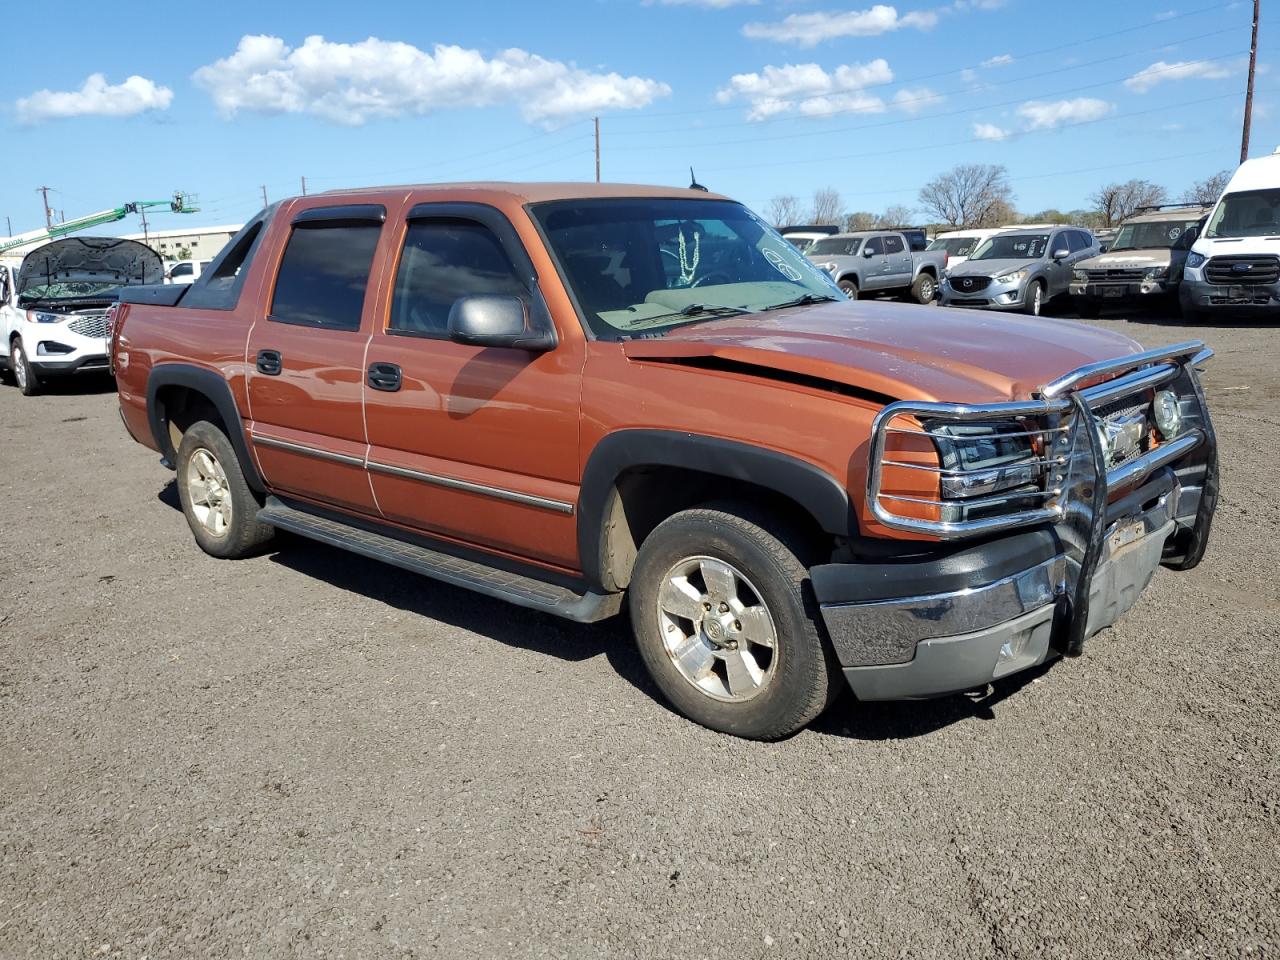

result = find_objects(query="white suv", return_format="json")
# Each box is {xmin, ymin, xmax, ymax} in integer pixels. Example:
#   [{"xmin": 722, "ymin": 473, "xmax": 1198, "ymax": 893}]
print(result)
[{"xmin": 1, "ymin": 237, "xmax": 163, "ymax": 396}]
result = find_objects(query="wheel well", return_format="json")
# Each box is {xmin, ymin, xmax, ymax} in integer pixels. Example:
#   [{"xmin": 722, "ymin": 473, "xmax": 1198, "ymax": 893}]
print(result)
[
  {"xmin": 598, "ymin": 466, "xmax": 832, "ymax": 591},
  {"xmin": 155, "ymin": 384, "xmax": 226, "ymax": 456},
  {"xmin": 917, "ymin": 266, "xmax": 937, "ymax": 279}
]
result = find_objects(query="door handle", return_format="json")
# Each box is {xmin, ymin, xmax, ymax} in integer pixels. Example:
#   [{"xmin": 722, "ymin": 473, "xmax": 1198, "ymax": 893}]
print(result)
[
  {"xmin": 367, "ymin": 362, "xmax": 402, "ymax": 392},
  {"xmin": 256, "ymin": 349, "xmax": 282, "ymax": 376}
]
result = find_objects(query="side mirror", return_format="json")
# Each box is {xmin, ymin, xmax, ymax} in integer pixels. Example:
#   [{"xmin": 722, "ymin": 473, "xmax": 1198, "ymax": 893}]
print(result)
[
  {"xmin": 448, "ymin": 294, "xmax": 556, "ymax": 352},
  {"xmin": 1052, "ymin": 248, "xmax": 1070, "ymax": 261},
  {"xmin": 862, "ymin": 248, "xmax": 875, "ymax": 258}
]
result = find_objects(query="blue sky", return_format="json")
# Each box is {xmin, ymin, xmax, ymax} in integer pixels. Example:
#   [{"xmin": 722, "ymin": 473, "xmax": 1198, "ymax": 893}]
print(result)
[{"xmin": 0, "ymin": 0, "xmax": 1272, "ymax": 237}]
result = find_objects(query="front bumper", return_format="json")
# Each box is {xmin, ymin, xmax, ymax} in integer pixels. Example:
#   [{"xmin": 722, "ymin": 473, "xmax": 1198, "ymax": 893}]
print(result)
[
  {"xmin": 1180, "ymin": 275, "xmax": 1280, "ymax": 315},
  {"xmin": 30, "ymin": 351, "xmax": 111, "ymax": 375},
  {"xmin": 940, "ymin": 277, "xmax": 1026, "ymax": 310},
  {"xmin": 1069, "ymin": 279, "xmax": 1175, "ymax": 301},
  {"xmin": 814, "ymin": 349, "xmax": 1218, "ymax": 700}
]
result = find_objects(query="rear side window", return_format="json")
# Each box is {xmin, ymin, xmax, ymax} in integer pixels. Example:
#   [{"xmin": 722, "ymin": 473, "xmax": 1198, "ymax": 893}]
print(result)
[
  {"xmin": 390, "ymin": 220, "xmax": 526, "ymax": 337},
  {"xmin": 884, "ymin": 235, "xmax": 906, "ymax": 254},
  {"xmin": 270, "ymin": 223, "xmax": 381, "ymax": 330},
  {"xmin": 183, "ymin": 216, "xmax": 269, "ymax": 311}
]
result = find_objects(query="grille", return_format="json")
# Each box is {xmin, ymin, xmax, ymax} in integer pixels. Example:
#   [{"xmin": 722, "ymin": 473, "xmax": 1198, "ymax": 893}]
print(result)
[
  {"xmin": 68, "ymin": 314, "xmax": 110, "ymax": 339},
  {"xmin": 950, "ymin": 275, "xmax": 991, "ymax": 292},
  {"xmin": 1086, "ymin": 268, "xmax": 1145, "ymax": 282},
  {"xmin": 1204, "ymin": 255, "xmax": 1280, "ymax": 286}
]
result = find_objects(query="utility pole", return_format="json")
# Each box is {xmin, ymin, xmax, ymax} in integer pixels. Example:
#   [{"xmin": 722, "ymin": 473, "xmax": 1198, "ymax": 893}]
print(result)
[
  {"xmin": 594, "ymin": 116, "xmax": 601, "ymax": 183},
  {"xmin": 139, "ymin": 206, "xmax": 150, "ymax": 244},
  {"xmin": 261, "ymin": 185, "xmax": 269, "ymax": 207},
  {"xmin": 5, "ymin": 216, "xmax": 11, "ymax": 237},
  {"xmin": 1241, "ymin": 0, "xmax": 1261, "ymax": 163},
  {"xmin": 36, "ymin": 186, "xmax": 53, "ymax": 229},
  {"xmin": 301, "ymin": 176, "xmax": 307, "ymax": 196},
  {"xmin": 59, "ymin": 210, "xmax": 66, "ymax": 223}
]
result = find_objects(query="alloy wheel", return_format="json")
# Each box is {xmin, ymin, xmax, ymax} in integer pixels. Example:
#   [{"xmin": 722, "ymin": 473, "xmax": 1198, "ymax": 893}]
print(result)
[
  {"xmin": 186, "ymin": 447, "xmax": 233, "ymax": 537},
  {"xmin": 655, "ymin": 556, "xmax": 779, "ymax": 702}
]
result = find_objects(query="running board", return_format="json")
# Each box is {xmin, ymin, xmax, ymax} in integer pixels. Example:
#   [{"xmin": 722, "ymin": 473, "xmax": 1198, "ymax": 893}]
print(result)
[{"xmin": 257, "ymin": 498, "xmax": 621, "ymax": 624}]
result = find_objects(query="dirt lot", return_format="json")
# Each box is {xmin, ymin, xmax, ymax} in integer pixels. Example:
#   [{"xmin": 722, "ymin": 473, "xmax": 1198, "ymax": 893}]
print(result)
[{"xmin": 1, "ymin": 308, "xmax": 1278, "ymax": 959}]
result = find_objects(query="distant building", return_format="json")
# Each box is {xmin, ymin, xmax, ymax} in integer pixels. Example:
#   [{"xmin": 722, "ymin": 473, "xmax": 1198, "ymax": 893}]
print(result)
[{"xmin": 121, "ymin": 224, "xmax": 243, "ymax": 262}]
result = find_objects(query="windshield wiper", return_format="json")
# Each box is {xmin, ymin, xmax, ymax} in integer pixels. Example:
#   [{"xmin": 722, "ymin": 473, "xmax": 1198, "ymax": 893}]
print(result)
[
  {"xmin": 625, "ymin": 304, "xmax": 748, "ymax": 326},
  {"xmin": 761, "ymin": 293, "xmax": 840, "ymax": 311}
]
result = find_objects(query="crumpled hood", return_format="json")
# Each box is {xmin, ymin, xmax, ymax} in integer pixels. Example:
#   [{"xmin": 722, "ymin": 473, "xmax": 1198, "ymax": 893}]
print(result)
[
  {"xmin": 947, "ymin": 257, "xmax": 1037, "ymax": 278},
  {"xmin": 1078, "ymin": 249, "xmax": 1172, "ymax": 270},
  {"xmin": 17, "ymin": 236, "xmax": 163, "ymax": 297},
  {"xmin": 622, "ymin": 299, "xmax": 1143, "ymax": 404}
]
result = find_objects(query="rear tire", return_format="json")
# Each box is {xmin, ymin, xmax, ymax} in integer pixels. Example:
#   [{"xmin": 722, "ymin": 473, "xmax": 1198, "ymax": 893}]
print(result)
[
  {"xmin": 911, "ymin": 273, "xmax": 937, "ymax": 304},
  {"xmin": 838, "ymin": 278, "xmax": 859, "ymax": 300},
  {"xmin": 11, "ymin": 337, "xmax": 39, "ymax": 396},
  {"xmin": 628, "ymin": 504, "xmax": 840, "ymax": 740},
  {"xmin": 175, "ymin": 420, "xmax": 275, "ymax": 559}
]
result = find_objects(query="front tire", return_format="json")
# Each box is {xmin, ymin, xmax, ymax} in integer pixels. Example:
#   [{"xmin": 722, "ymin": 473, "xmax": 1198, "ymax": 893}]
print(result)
[
  {"xmin": 175, "ymin": 420, "xmax": 275, "ymax": 559},
  {"xmin": 11, "ymin": 337, "xmax": 39, "ymax": 396},
  {"xmin": 628, "ymin": 505, "xmax": 839, "ymax": 740},
  {"xmin": 911, "ymin": 273, "xmax": 937, "ymax": 304},
  {"xmin": 838, "ymin": 278, "xmax": 859, "ymax": 300},
  {"xmin": 1023, "ymin": 280, "xmax": 1046, "ymax": 316}
]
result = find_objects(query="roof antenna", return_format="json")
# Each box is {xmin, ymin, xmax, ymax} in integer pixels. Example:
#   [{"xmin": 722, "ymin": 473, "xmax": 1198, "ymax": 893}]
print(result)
[{"xmin": 689, "ymin": 167, "xmax": 708, "ymax": 192}]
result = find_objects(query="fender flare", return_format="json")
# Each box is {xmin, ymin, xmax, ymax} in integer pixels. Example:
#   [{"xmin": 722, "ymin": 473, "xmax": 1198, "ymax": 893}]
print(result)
[
  {"xmin": 578, "ymin": 429, "xmax": 853, "ymax": 590},
  {"xmin": 145, "ymin": 363, "xmax": 265, "ymax": 493}
]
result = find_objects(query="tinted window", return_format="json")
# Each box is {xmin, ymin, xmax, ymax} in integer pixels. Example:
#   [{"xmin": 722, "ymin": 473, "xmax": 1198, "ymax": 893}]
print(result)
[
  {"xmin": 183, "ymin": 216, "xmax": 271, "ymax": 311},
  {"xmin": 808, "ymin": 237, "xmax": 862, "ymax": 256},
  {"xmin": 883, "ymin": 235, "xmax": 906, "ymax": 254},
  {"xmin": 270, "ymin": 223, "xmax": 381, "ymax": 330},
  {"xmin": 864, "ymin": 237, "xmax": 885, "ymax": 256},
  {"xmin": 1065, "ymin": 231, "xmax": 1085, "ymax": 253},
  {"xmin": 170, "ymin": 262, "xmax": 193, "ymax": 278},
  {"xmin": 390, "ymin": 220, "xmax": 527, "ymax": 336}
]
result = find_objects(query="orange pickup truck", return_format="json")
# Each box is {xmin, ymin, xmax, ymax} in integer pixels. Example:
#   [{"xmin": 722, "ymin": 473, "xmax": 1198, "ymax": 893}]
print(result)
[{"xmin": 111, "ymin": 182, "xmax": 1218, "ymax": 739}]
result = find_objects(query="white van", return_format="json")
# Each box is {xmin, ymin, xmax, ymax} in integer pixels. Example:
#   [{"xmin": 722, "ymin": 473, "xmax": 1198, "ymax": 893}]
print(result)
[
  {"xmin": 927, "ymin": 228, "xmax": 1005, "ymax": 270},
  {"xmin": 1180, "ymin": 147, "xmax": 1280, "ymax": 320}
]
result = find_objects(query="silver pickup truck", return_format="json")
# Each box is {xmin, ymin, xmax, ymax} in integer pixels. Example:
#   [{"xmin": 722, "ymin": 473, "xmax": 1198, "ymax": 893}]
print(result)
[{"xmin": 805, "ymin": 230, "xmax": 945, "ymax": 304}]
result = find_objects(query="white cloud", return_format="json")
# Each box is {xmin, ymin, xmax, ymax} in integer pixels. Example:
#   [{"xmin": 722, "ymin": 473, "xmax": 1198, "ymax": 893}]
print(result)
[
  {"xmin": 742, "ymin": 4, "xmax": 939, "ymax": 46},
  {"xmin": 1124, "ymin": 59, "xmax": 1232, "ymax": 93},
  {"xmin": 960, "ymin": 68, "xmax": 978, "ymax": 84},
  {"xmin": 1016, "ymin": 97, "xmax": 1113, "ymax": 130},
  {"xmin": 981, "ymin": 53, "xmax": 1013, "ymax": 67},
  {"xmin": 972, "ymin": 122, "xmax": 1010, "ymax": 140},
  {"xmin": 193, "ymin": 35, "xmax": 670, "ymax": 126},
  {"xmin": 16, "ymin": 73, "xmax": 173, "ymax": 124},
  {"xmin": 716, "ymin": 59, "xmax": 893, "ymax": 119},
  {"xmin": 893, "ymin": 86, "xmax": 944, "ymax": 114}
]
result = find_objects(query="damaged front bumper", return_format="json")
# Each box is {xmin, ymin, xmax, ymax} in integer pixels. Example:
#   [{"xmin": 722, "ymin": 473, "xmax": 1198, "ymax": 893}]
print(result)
[{"xmin": 812, "ymin": 341, "xmax": 1218, "ymax": 700}]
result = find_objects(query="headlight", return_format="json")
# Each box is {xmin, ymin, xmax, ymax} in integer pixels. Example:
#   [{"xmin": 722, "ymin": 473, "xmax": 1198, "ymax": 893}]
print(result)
[
  {"xmin": 1072, "ymin": 269, "xmax": 1088, "ymax": 282},
  {"xmin": 1186, "ymin": 251, "xmax": 1207, "ymax": 269},
  {"xmin": 26, "ymin": 310, "xmax": 65, "ymax": 324},
  {"xmin": 995, "ymin": 269, "xmax": 1027, "ymax": 284},
  {"xmin": 931, "ymin": 422, "xmax": 1041, "ymax": 518},
  {"xmin": 1145, "ymin": 266, "xmax": 1169, "ymax": 279},
  {"xmin": 1153, "ymin": 390, "xmax": 1182, "ymax": 438}
]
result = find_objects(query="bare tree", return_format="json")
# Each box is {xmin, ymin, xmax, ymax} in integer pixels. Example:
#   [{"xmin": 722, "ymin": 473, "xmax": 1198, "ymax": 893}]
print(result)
[
  {"xmin": 1090, "ymin": 179, "xmax": 1169, "ymax": 227},
  {"xmin": 1180, "ymin": 170, "xmax": 1232, "ymax": 206},
  {"xmin": 877, "ymin": 204, "xmax": 916, "ymax": 228},
  {"xmin": 844, "ymin": 211, "xmax": 877, "ymax": 231},
  {"xmin": 810, "ymin": 187, "xmax": 844, "ymax": 226},
  {"xmin": 917, "ymin": 164, "xmax": 1014, "ymax": 227},
  {"xmin": 765, "ymin": 195, "xmax": 803, "ymax": 228}
]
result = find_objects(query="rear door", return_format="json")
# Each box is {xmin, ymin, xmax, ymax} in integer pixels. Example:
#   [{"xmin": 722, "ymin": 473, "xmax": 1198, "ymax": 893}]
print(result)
[
  {"xmin": 360, "ymin": 202, "xmax": 583, "ymax": 568},
  {"xmin": 244, "ymin": 203, "xmax": 388, "ymax": 514},
  {"xmin": 861, "ymin": 235, "xmax": 889, "ymax": 289}
]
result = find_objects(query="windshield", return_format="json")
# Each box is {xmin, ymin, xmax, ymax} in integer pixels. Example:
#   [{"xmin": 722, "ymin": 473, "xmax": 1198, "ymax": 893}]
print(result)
[
  {"xmin": 1110, "ymin": 219, "xmax": 1199, "ymax": 251},
  {"xmin": 1205, "ymin": 188, "xmax": 1280, "ymax": 238},
  {"xmin": 968, "ymin": 234, "xmax": 1049, "ymax": 261},
  {"xmin": 808, "ymin": 237, "xmax": 862, "ymax": 256},
  {"xmin": 928, "ymin": 236, "xmax": 983, "ymax": 257},
  {"xmin": 17, "ymin": 280, "xmax": 124, "ymax": 304},
  {"xmin": 531, "ymin": 198, "xmax": 841, "ymax": 339}
]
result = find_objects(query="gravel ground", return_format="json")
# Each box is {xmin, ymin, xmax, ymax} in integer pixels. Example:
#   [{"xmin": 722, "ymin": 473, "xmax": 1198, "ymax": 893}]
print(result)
[{"xmin": 1, "ymin": 308, "xmax": 1277, "ymax": 959}]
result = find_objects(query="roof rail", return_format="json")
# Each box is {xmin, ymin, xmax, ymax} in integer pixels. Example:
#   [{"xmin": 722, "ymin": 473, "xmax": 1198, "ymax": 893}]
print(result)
[{"xmin": 1132, "ymin": 202, "xmax": 1211, "ymax": 214}]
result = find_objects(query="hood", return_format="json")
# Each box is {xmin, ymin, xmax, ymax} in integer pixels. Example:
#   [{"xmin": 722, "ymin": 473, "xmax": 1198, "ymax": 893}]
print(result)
[
  {"xmin": 1078, "ymin": 249, "xmax": 1172, "ymax": 270},
  {"xmin": 17, "ymin": 236, "xmax": 163, "ymax": 298},
  {"xmin": 622, "ymin": 299, "xmax": 1143, "ymax": 405},
  {"xmin": 947, "ymin": 257, "xmax": 1037, "ymax": 277}
]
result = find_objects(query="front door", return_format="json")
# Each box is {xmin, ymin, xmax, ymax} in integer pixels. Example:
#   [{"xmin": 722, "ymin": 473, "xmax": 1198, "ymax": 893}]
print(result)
[
  {"xmin": 361, "ymin": 204, "xmax": 583, "ymax": 570},
  {"xmin": 861, "ymin": 236, "xmax": 889, "ymax": 290},
  {"xmin": 244, "ymin": 203, "xmax": 387, "ymax": 514},
  {"xmin": 882, "ymin": 233, "xmax": 912, "ymax": 287}
]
